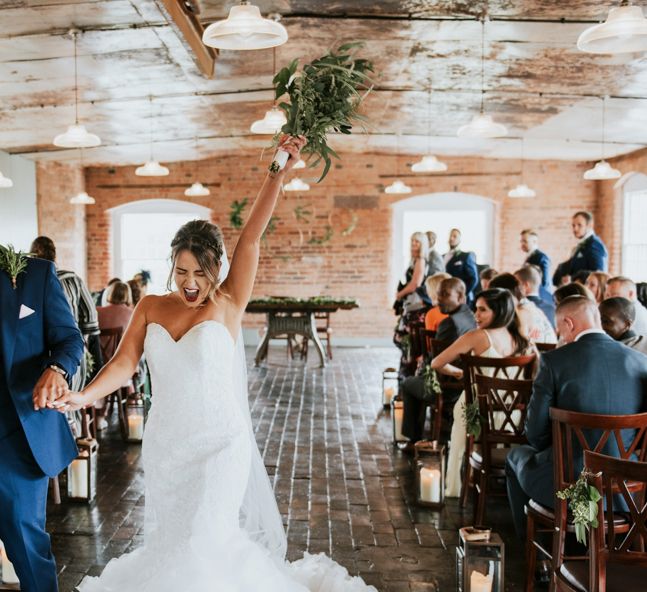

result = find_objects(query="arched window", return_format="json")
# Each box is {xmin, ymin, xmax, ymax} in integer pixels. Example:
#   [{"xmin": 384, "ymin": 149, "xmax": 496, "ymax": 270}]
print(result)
[
  {"xmin": 391, "ymin": 193, "xmax": 496, "ymax": 288},
  {"xmin": 110, "ymin": 199, "xmax": 211, "ymax": 294},
  {"xmin": 621, "ymin": 173, "xmax": 647, "ymax": 282}
]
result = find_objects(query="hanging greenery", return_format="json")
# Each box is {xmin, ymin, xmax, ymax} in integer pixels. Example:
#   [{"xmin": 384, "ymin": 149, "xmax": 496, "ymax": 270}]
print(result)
[
  {"xmin": 0, "ymin": 244, "xmax": 29, "ymax": 289},
  {"xmin": 341, "ymin": 213, "xmax": 358, "ymax": 236},
  {"xmin": 293, "ymin": 205, "xmax": 312, "ymax": 223},
  {"xmin": 423, "ymin": 365, "xmax": 442, "ymax": 401},
  {"xmin": 556, "ymin": 470, "xmax": 602, "ymax": 545},
  {"xmin": 229, "ymin": 198, "xmax": 248, "ymax": 229},
  {"xmin": 307, "ymin": 225, "xmax": 334, "ymax": 245},
  {"xmin": 271, "ymin": 42, "xmax": 374, "ymax": 182},
  {"xmin": 462, "ymin": 401, "xmax": 482, "ymax": 439}
]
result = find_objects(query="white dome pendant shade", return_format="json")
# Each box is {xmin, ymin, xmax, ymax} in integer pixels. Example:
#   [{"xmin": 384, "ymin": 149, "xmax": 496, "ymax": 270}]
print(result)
[
  {"xmin": 508, "ymin": 184, "xmax": 536, "ymax": 198},
  {"xmin": 250, "ymin": 106, "xmax": 287, "ymax": 134},
  {"xmin": 69, "ymin": 191, "xmax": 95, "ymax": 205},
  {"xmin": 202, "ymin": 2, "xmax": 288, "ymax": 50},
  {"xmin": 384, "ymin": 180, "xmax": 412, "ymax": 194},
  {"xmin": 583, "ymin": 160, "xmax": 622, "ymax": 180},
  {"xmin": 54, "ymin": 124, "xmax": 101, "ymax": 148},
  {"xmin": 293, "ymin": 158, "xmax": 306, "ymax": 169},
  {"xmin": 577, "ymin": 3, "xmax": 647, "ymax": 54},
  {"xmin": 411, "ymin": 155, "xmax": 448, "ymax": 173},
  {"xmin": 135, "ymin": 160, "xmax": 170, "ymax": 176},
  {"xmin": 283, "ymin": 178, "xmax": 310, "ymax": 192},
  {"xmin": 184, "ymin": 182, "xmax": 210, "ymax": 197},
  {"xmin": 0, "ymin": 171, "xmax": 14, "ymax": 188},
  {"xmin": 457, "ymin": 113, "xmax": 507, "ymax": 138}
]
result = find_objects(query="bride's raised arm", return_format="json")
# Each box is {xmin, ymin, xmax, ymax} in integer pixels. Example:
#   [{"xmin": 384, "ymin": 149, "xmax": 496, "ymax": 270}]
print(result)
[{"xmin": 220, "ymin": 135, "xmax": 305, "ymax": 311}]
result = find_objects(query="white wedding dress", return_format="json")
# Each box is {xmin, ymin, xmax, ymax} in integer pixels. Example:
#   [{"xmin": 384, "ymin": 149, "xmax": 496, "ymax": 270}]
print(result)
[{"xmin": 78, "ymin": 320, "xmax": 376, "ymax": 592}]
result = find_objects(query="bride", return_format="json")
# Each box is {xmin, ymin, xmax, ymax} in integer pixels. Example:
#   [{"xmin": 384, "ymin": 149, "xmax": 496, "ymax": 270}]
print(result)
[{"xmin": 51, "ymin": 135, "xmax": 377, "ymax": 592}]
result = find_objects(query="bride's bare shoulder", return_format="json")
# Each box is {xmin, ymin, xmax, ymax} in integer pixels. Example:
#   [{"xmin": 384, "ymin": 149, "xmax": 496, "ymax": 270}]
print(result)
[{"xmin": 136, "ymin": 293, "xmax": 176, "ymax": 320}]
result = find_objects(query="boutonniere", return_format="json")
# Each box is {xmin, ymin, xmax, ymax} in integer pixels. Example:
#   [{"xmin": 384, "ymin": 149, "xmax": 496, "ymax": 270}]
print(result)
[{"xmin": 0, "ymin": 244, "xmax": 29, "ymax": 289}]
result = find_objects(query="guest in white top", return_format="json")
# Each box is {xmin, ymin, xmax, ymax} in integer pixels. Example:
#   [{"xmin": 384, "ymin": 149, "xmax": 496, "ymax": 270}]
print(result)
[{"xmin": 606, "ymin": 276, "xmax": 647, "ymax": 335}]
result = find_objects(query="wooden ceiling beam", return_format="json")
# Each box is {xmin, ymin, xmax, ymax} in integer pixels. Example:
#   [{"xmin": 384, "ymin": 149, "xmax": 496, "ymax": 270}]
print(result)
[{"xmin": 156, "ymin": 0, "xmax": 217, "ymax": 78}]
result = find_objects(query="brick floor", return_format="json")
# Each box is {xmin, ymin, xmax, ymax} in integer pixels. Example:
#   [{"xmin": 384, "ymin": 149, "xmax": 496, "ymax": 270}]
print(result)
[{"xmin": 48, "ymin": 346, "xmax": 528, "ymax": 591}]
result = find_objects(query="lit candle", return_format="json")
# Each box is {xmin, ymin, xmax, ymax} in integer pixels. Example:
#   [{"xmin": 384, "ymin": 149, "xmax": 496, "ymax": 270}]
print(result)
[
  {"xmin": 128, "ymin": 415, "xmax": 144, "ymax": 440},
  {"xmin": 383, "ymin": 386, "xmax": 395, "ymax": 405},
  {"xmin": 419, "ymin": 467, "xmax": 441, "ymax": 503},
  {"xmin": 470, "ymin": 570, "xmax": 493, "ymax": 592},
  {"xmin": 393, "ymin": 402, "xmax": 407, "ymax": 441},
  {"xmin": 1, "ymin": 544, "xmax": 19, "ymax": 585},
  {"xmin": 69, "ymin": 454, "xmax": 88, "ymax": 499}
]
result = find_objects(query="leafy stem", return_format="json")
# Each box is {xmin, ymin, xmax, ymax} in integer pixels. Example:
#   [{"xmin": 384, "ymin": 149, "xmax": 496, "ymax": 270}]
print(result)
[
  {"xmin": 556, "ymin": 470, "xmax": 602, "ymax": 545},
  {"xmin": 0, "ymin": 244, "xmax": 29, "ymax": 289},
  {"xmin": 462, "ymin": 401, "xmax": 482, "ymax": 439}
]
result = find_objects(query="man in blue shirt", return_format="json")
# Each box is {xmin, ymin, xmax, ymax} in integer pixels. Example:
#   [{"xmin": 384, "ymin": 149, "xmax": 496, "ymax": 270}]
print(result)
[{"xmin": 520, "ymin": 229, "xmax": 551, "ymax": 298}]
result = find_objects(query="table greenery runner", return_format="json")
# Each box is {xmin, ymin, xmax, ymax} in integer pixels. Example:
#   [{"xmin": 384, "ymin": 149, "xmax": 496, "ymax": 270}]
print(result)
[
  {"xmin": 270, "ymin": 42, "xmax": 374, "ymax": 181},
  {"xmin": 0, "ymin": 244, "xmax": 29, "ymax": 289},
  {"xmin": 248, "ymin": 296, "xmax": 358, "ymax": 308}
]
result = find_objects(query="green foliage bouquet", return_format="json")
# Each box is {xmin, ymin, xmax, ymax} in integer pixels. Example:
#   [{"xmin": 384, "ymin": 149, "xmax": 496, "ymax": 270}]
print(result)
[{"xmin": 269, "ymin": 42, "xmax": 374, "ymax": 182}]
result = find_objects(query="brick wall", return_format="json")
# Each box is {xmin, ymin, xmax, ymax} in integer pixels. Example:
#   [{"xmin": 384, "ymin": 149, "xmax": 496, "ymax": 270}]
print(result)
[
  {"xmin": 76, "ymin": 152, "xmax": 606, "ymax": 340},
  {"xmin": 36, "ymin": 161, "xmax": 87, "ymax": 278}
]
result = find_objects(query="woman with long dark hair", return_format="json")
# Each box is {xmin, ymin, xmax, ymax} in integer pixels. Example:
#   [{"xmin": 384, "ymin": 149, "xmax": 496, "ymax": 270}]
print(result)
[{"xmin": 431, "ymin": 288, "xmax": 533, "ymax": 496}]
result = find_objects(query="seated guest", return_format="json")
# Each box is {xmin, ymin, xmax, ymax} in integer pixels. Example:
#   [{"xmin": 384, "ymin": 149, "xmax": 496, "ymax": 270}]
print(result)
[
  {"xmin": 553, "ymin": 282, "xmax": 594, "ymax": 305},
  {"xmin": 401, "ymin": 278, "xmax": 476, "ymax": 446},
  {"xmin": 585, "ymin": 271, "xmax": 609, "ymax": 304},
  {"xmin": 606, "ymin": 276, "xmax": 647, "ymax": 334},
  {"xmin": 553, "ymin": 211, "xmax": 608, "ymax": 287},
  {"xmin": 599, "ymin": 297, "xmax": 647, "ymax": 356},
  {"xmin": 128, "ymin": 278, "xmax": 143, "ymax": 307},
  {"xmin": 431, "ymin": 288, "xmax": 532, "ymax": 496},
  {"xmin": 444, "ymin": 228, "xmax": 479, "ymax": 305},
  {"xmin": 490, "ymin": 273, "xmax": 556, "ymax": 344},
  {"xmin": 479, "ymin": 267, "xmax": 498, "ymax": 291},
  {"xmin": 505, "ymin": 296, "xmax": 647, "ymax": 538},
  {"xmin": 515, "ymin": 265, "xmax": 556, "ymax": 328},
  {"xmin": 95, "ymin": 277, "xmax": 121, "ymax": 307},
  {"xmin": 423, "ymin": 272, "xmax": 451, "ymax": 332}
]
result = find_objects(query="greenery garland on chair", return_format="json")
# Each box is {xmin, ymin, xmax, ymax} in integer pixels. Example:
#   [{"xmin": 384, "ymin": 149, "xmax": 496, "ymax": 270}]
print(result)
[
  {"xmin": 462, "ymin": 401, "xmax": 482, "ymax": 439},
  {"xmin": 556, "ymin": 469, "xmax": 602, "ymax": 545}
]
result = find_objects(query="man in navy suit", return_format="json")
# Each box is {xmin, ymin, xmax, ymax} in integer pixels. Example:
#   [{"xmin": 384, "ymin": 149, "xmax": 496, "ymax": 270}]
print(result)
[
  {"xmin": 0, "ymin": 254, "xmax": 84, "ymax": 591},
  {"xmin": 553, "ymin": 211, "xmax": 608, "ymax": 287},
  {"xmin": 521, "ymin": 229, "xmax": 551, "ymax": 289},
  {"xmin": 443, "ymin": 228, "xmax": 478, "ymax": 305},
  {"xmin": 505, "ymin": 296, "xmax": 647, "ymax": 538}
]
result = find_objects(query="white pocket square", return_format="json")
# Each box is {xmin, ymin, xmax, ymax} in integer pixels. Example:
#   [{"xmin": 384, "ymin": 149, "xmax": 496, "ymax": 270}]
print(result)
[{"xmin": 19, "ymin": 304, "xmax": 35, "ymax": 319}]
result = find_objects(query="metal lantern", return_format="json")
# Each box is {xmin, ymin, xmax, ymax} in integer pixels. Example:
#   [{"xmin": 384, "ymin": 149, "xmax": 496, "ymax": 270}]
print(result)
[
  {"xmin": 0, "ymin": 539, "xmax": 19, "ymax": 587},
  {"xmin": 125, "ymin": 393, "xmax": 146, "ymax": 443},
  {"xmin": 382, "ymin": 367, "xmax": 398, "ymax": 407},
  {"xmin": 414, "ymin": 440, "xmax": 445, "ymax": 509},
  {"xmin": 66, "ymin": 437, "xmax": 98, "ymax": 503},
  {"xmin": 456, "ymin": 527, "xmax": 504, "ymax": 592},
  {"xmin": 391, "ymin": 398, "xmax": 408, "ymax": 444}
]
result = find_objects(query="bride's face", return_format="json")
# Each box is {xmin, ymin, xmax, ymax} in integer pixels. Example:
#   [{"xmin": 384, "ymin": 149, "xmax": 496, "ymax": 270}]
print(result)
[{"xmin": 173, "ymin": 250, "xmax": 210, "ymax": 308}]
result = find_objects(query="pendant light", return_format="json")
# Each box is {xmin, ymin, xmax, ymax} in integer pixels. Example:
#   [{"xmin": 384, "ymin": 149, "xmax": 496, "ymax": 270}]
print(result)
[
  {"xmin": 508, "ymin": 137, "xmax": 536, "ymax": 198},
  {"xmin": 202, "ymin": 1, "xmax": 288, "ymax": 51},
  {"xmin": 293, "ymin": 158, "xmax": 306, "ymax": 169},
  {"xmin": 577, "ymin": 1, "xmax": 647, "ymax": 54},
  {"xmin": 69, "ymin": 149, "xmax": 95, "ymax": 205},
  {"xmin": 385, "ymin": 133, "xmax": 412, "ymax": 194},
  {"xmin": 283, "ymin": 178, "xmax": 310, "ymax": 192},
  {"xmin": 184, "ymin": 137, "xmax": 210, "ymax": 196},
  {"xmin": 136, "ymin": 96, "xmax": 169, "ymax": 177},
  {"xmin": 583, "ymin": 96, "xmax": 621, "ymax": 180},
  {"xmin": 411, "ymin": 84, "xmax": 447, "ymax": 173},
  {"xmin": 457, "ymin": 18, "xmax": 507, "ymax": 138},
  {"xmin": 250, "ymin": 47, "xmax": 287, "ymax": 134},
  {"xmin": 53, "ymin": 30, "xmax": 101, "ymax": 148},
  {"xmin": 0, "ymin": 171, "xmax": 13, "ymax": 188}
]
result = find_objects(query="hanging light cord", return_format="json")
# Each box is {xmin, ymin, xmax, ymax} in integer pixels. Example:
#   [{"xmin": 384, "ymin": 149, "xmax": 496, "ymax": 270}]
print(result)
[
  {"xmin": 480, "ymin": 17, "xmax": 486, "ymax": 114},
  {"xmin": 601, "ymin": 96, "xmax": 606, "ymax": 161},
  {"xmin": 73, "ymin": 30, "xmax": 79, "ymax": 124},
  {"xmin": 149, "ymin": 95, "xmax": 154, "ymax": 161}
]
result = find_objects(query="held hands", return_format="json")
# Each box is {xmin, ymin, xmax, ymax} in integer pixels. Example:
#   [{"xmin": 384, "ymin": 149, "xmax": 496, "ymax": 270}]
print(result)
[
  {"xmin": 275, "ymin": 135, "xmax": 307, "ymax": 174},
  {"xmin": 32, "ymin": 368, "xmax": 70, "ymax": 411},
  {"xmin": 48, "ymin": 390, "xmax": 87, "ymax": 413}
]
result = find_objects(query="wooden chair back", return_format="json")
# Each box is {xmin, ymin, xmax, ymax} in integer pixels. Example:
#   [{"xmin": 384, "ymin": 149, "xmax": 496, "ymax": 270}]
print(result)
[
  {"xmin": 535, "ymin": 341, "xmax": 557, "ymax": 352},
  {"xmin": 585, "ymin": 450, "xmax": 647, "ymax": 591},
  {"xmin": 430, "ymin": 338, "xmax": 462, "ymax": 391},
  {"xmin": 100, "ymin": 326, "xmax": 124, "ymax": 362},
  {"xmin": 409, "ymin": 320, "xmax": 427, "ymax": 359}
]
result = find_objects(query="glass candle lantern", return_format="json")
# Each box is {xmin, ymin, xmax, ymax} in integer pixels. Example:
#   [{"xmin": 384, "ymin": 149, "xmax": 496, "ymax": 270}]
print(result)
[
  {"xmin": 455, "ymin": 527, "xmax": 504, "ymax": 592},
  {"xmin": 391, "ymin": 398, "xmax": 408, "ymax": 444},
  {"xmin": 0, "ymin": 539, "xmax": 19, "ymax": 586},
  {"xmin": 125, "ymin": 393, "xmax": 146, "ymax": 443},
  {"xmin": 67, "ymin": 437, "xmax": 98, "ymax": 503},
  {"xmin": 414, "ymin": 440, "xmax": 445, "ymax": 508},
  {"xmin": 382, "ymin": 367, "xmax": 398, "ymax": 407}
]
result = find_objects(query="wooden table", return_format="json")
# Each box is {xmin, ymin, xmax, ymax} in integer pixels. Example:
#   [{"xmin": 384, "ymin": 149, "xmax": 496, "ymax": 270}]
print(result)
[{"xmin": 246, "ymin": 298, "xmax": 359, "ymax": 368}]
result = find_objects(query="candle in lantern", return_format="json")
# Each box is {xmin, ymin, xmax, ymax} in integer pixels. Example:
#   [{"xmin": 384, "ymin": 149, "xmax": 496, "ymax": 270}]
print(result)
[
  {"xmin": 69, "ymin": 454, "xmax": 88, "ymax": 499},
  {"xmin": 419, "ymin": 467, "xmax": 441, "ymax": 503},
  {"xmin": 383, "ymin": 386, "xmax": 395, "ymax": 405},
  {"xmin": 393, "ymin": 402, "xmax": 407, "ymax": 441},
  {"xmin": 128, "ymin": 415, "xmax": 144, "ymax": 440},
  {"xmin": 470, "ymin": 570, "xmax": 493, "ymax": 592},
  {"xmin": 1, "ymin": 545, "xmax": 19, "ymax": 585}
]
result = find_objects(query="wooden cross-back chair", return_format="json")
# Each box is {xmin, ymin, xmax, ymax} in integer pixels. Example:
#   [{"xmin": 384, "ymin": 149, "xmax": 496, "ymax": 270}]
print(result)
[
  {"xmin": 427, "ymin": 338, "xmax": 461, "ymax": 442},
  {"xmin": 471, "ymin": 374, "xmax": 534, "ymax": 525},
  {"xmin": 99, "ymin": 326, "xmax": 131, "ymax": 440},
  {"xmin": 535, "ymin": 409, "xmax": 647, "ymax": 592},
  {"xmin": 458, "ymin": 352, "xmax": 537, "ymax": 507},
  {"xmin": 584, "ymin": 451, "xmax": 647, "ymax": 592}
]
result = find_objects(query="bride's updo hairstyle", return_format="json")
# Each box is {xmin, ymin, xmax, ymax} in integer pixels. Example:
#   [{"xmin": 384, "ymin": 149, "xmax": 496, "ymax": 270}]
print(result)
[{"xmin": 167, "ymin": 220, "xmax": 224, "ymax": 302}]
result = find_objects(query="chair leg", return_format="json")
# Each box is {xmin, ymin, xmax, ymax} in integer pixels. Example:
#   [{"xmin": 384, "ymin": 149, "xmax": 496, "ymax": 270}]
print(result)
[
  {"xmin": 117, "ymin": 389, "xmax": 128, "ymax": 441},
  {"xmin": 474, "ymin": 469, "xmax": 487, "ymax": 525},
  {"xmin": 326, "ymin": 333, "xmax": 333, "ymax": 360},
  {"xmin": 459, "ymin": 438, "xmax": 473, "ymax": 508},
  {"xmin": 525, "ymin": 510, "xmax": 537, "ymax": 592},
  {"xmin": 49, "ymin": 476, "xmax": 61, "ymax": 505}
]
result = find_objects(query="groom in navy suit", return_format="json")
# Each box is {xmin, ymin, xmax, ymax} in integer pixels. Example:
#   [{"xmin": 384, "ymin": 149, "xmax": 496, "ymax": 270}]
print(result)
[{"xmin": 0, "ymin": 254, "xmax": 83, "ymax": 591}]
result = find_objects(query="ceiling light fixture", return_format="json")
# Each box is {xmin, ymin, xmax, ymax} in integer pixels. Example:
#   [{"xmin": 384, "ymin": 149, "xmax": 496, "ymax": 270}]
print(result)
[
  {"xmin": 283, "ymin": 178, "xmax": 310, "ymax": 192},
  {"xmin": 202, "ymin": 2, "xmax": 288, "ymax": 50},
  {"xmin": 69, "ymin": 191, "xmax": 96, "ymax": 205},
  {"xmin": 508, "ymin": 137, "xmax": 536, "ymax": 198},
  {"xmin": 583, "ymin": 96, "xmax": 622, "ymax": 180},
  {"xmin": 136, "ymin": 96, "xmax": 170, "ymax": 177},
  {"xmin": 0, "ymin": 171, "xmax": 14, "ymax": 188},
  {"xmin": 185, "ymin": 182, "xmax": 210, "ymax": 197},
  {"xmin": 577, "ymin": 1, "xmax": 647, "ymax": 54},
  {"xmin": 457, "ymin": 17, "xmax": 507, "ymax": 139},
  {"xmin": 293, "ymin": 158, "xmax": 306, "ymax": 169},
  {"xmin": 53, "ymin": 30, "xmax": 101, "ymax": 148},
  {"xmin": 412, "ymin": 84, "xmax": 448, "ymax": 173},
  {"xmin": 385, "ymin": 180, "xmax": 412, "ymax": 194}
]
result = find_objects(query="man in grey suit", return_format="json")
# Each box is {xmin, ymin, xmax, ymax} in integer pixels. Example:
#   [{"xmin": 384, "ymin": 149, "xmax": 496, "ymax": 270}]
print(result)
[
  {"xmin": 426, "ymin": 231, "xmax": 445, "ymax": 277},
  {"xmin": 506, "ymin": 296, "xmax": 647, "ymax": 538}
]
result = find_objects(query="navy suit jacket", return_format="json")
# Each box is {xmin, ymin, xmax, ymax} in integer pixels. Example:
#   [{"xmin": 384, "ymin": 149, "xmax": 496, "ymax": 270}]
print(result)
[
  {"xmin": 525, "ymin": 249, "xmax": 552, "ymax": 290},
  {"xmin": 521, "ymin": 333, "xmax": 647, "ymax": 507},
  {"xmin": 445, "ymin": 251, "xmax": 479, "ymax": 303},
  {"xmin": 553, "ymin": 234, "xmax": 608, "ymax": 286},
  {"xmin": 0, "ymin": 258, "xmax": 83, "ymax": 477}
]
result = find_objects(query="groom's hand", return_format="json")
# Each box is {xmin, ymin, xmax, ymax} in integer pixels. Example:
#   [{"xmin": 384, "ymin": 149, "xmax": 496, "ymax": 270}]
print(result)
[{"xmin": 33, "ymin": 368, "xmax": 69, "ymax": 410}]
